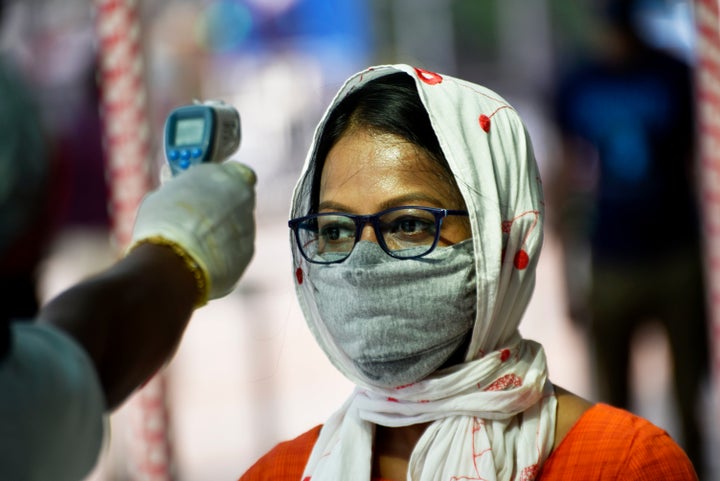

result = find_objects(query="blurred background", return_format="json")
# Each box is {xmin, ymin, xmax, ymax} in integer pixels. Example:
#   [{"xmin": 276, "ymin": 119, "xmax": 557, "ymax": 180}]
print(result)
[{"xmin": 0, "ymin": 0, "xmax": 717, "ymax": 479}]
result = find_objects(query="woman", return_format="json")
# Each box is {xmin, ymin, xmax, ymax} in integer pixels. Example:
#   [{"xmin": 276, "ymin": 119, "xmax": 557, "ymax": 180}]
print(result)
[{"xmin": 241, "ymin": 65, "xmax": 696, "ymax": 480}]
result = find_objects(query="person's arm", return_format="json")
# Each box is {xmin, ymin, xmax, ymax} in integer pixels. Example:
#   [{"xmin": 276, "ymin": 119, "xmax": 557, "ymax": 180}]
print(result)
[
  {"xmin": 39, "ymin": 161, "xmax": 256, "ymax": 410},
  {"xmin": 38, "ymin": 242, "xmax": 199, "ymax": 409}
]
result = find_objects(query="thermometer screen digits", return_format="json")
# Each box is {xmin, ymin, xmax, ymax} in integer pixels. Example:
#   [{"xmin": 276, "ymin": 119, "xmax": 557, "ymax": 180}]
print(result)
[{"xmin": 174, "ymin": 118, "xmax": 206, "ymax": 146}]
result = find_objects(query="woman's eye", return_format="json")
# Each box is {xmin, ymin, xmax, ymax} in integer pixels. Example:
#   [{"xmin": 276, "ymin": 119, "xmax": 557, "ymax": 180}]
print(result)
[
  {"xmin": 391, "ymin": 217, "xmax": 434, "ymax": 236},
  {"xmin": 319, "ymin": 222, "xmax": 353, "ymax": 241},
  {"xmin": 321, "ymin": 226, "xmax": 341, "ymax": 241},
  {"xmin": 398, "ymin": 218, "xmax": 423, "ymax": 233}
]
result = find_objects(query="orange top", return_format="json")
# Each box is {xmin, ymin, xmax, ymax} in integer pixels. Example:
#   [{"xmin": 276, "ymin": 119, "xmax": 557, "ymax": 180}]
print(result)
[
  {"xmin": 239, "ymin": 404, "xmax": 697, "ymax": 481},
  {"xmin": 538, "ymin": 403, "xmax": 697, "ymax": 480}
]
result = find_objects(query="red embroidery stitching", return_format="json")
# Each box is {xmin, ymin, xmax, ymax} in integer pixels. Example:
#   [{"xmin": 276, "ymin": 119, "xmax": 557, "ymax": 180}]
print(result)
[
  {"xmin": 394, "ymin": 382, "xmax": 415, "ymax": 390},
  {"xmin": 449, "ymin": 417, "xmax": 491, "ymax": 481},
  {"xmin": 482, "ymin": 374, "xmax": 522, "ymax": 391},
  {"xmin": 519, "ymin": 464, "xmax": 540, "ymax": 481},
  {"xmin": 477, "ymin": 105, "xmax": 512, "ymax": 133},
  {"xmin": 500, "ymin": 210, "xmax": 540, "ymax": 271}
]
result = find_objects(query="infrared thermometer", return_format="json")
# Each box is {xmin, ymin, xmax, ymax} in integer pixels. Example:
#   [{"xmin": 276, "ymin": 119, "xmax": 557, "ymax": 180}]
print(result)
[{"xmin": 164, "ymin": 100, "xmax": 241, "ymax": 176}]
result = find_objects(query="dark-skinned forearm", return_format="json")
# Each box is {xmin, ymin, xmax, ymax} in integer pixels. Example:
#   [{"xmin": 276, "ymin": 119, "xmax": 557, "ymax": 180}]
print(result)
[{"xmin": 38, "ymin": 243, "xmax": 200, "ymax": 410}]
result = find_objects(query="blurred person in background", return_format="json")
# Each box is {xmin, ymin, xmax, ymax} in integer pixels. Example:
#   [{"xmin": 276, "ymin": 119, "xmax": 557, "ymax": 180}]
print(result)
[
  {"xmin": 0, "ymin": 0, "xmax": 109, "ymax": 326},
  {"xmin": 551, "ymin": 0, "xmax": 708, "ymax": 476},
  {"xmin": 0, "ymin": 31, "xmax": 56, "ymax": 325},
  {"xmin": 240, "ymin": 64, "xmax": 697, "ymax": 481},
  {"xmin": 0, "ymin": 161, "xmax": 256, "ymax": 481}
]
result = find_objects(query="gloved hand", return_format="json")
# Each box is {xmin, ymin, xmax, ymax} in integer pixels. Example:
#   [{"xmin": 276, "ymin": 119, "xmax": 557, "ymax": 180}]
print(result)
[{"xmin": 129, "ymin": 161, "xmax": 256, "ymax": 305}]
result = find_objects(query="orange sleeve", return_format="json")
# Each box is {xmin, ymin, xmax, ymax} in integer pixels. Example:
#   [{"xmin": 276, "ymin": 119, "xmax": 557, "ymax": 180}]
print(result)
[
  {"xmin": 539, "ymin": 404, "xmax": 698, "ymax": 481},
  {"xmin": 239, "ymin": 425, "xmax": 321, "ymax": 481}
]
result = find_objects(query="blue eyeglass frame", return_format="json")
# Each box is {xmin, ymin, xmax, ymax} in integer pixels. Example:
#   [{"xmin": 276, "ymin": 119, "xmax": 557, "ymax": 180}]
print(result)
[{"xmin": 288, "ymin": 205, "xmax": 469, "ymax": 264}]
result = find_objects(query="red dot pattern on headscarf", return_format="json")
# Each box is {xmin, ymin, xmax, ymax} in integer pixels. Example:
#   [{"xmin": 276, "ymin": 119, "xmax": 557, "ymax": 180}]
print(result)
[
  {"xmin": 500, "ymin": 349, "xmax": 511, "ymax": 362},
  {"xmin": 501, "ymin": 211, "xmax": 540, "ymax": 270},
  {"xmin": 479, "ymin": 114, "xmax": 491, "ymax": 132},
  {"xmin": 296, "ymin": 267, "xmax": 304, "ymax": 284},
  {"xmin": 514, "ymin": 250, "xmax": 530, "ymax": 270},
  {"xmin": 414, "ymin": 67, "xmax": 443, "ymax": 85},
  {"xmin": 479, "ymin": 105, "xmax": 513, "ymax": 134}
]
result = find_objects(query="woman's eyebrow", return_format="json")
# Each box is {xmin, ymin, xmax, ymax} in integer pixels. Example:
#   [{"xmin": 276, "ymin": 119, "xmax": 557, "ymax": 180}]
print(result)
[
  {"xmin": 378, "ymin": 193, "xmax": 445, "ymax": 209},
  {"xmin": 317, "ymin": 193, "xmax": 446, "ymax": 213},
  {"xmin": 317, "ymin": 200, "xmax": 353, "ymax": 212}
]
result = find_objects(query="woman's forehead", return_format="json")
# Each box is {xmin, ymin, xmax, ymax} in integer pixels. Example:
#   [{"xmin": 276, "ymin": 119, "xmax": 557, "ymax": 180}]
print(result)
[{"xmin": 318, "ymin": 129, "xmax": 459, "ymax": 208}]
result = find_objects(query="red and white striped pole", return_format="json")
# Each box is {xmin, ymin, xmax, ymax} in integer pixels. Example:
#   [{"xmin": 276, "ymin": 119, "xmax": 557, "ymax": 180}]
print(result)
[
  {"xmin": 96, "ymin": 0, "xmax": 152, "ymax": 247},
  {"xmin": 695, "ymin": 0, "xmax": 720, "ymax": 428},
  {"xmin": 95, "ymin": 0, "xmax": 174, "ymax": 479}
]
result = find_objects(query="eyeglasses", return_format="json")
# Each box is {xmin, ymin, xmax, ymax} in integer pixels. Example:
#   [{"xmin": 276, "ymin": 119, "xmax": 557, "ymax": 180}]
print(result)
[{"xmin": 288, "ymin": 206, "xmax": 469, "ymax": 264}]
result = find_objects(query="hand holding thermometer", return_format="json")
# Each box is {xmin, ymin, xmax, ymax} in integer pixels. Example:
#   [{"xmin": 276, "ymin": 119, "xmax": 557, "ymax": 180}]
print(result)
[
  {"xmin": 164, "ymin": 100, "xmax": 241, "ymax": 176},
  {"xmin": 136, "ymin": 100, "xmax": 256, "ymax": 306}
]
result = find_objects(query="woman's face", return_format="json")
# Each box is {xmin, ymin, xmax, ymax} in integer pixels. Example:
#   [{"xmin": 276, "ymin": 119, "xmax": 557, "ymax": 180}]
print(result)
[{"xmin": 319, "ymin": 127, "xmax": 471, "ymax": 246}]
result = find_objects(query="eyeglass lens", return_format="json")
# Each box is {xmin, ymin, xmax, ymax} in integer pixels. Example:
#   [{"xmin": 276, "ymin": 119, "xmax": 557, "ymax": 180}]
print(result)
[{"xmin": 295, "ymin": 207, "xmax": 441, "ymax": 263}]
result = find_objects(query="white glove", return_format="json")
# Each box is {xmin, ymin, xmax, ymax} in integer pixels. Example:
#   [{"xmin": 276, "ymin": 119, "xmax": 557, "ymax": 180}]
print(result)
[{"xmin": 130, "ymin": 161, "xmax": 256, "ymax": 304}]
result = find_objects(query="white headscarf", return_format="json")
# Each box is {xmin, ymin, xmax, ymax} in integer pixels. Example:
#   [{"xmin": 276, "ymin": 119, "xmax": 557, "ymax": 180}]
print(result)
[{"xmin": 289, "ymin": 64, "xmax": 556, "ymax": 481}]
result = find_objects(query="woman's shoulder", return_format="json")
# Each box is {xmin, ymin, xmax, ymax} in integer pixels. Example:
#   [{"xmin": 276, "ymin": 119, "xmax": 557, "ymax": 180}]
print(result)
[
  {"xmin": 238, "ymin": 425, "xmax": 321, "ymax": 481},
  {"xmin": 553, "ymin": 385, "xmax": 594, "ymax": 450},
  {"xmin": 545, "ymin": 387, "xmax": 697, "ymax": 480}
]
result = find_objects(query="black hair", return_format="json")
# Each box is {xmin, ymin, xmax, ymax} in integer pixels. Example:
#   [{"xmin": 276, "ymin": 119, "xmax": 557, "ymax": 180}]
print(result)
[{"xmin": 310, "ymin": 72, "xmax": 457, "ymax": 211}]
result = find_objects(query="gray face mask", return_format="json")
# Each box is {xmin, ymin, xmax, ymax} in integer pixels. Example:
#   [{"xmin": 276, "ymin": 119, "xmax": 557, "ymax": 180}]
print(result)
[{"xmin": 308, "ymin": 240, "xmax": 477, "ymax": 388}]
